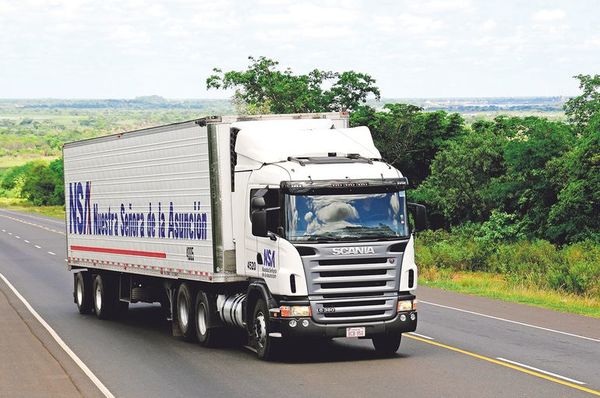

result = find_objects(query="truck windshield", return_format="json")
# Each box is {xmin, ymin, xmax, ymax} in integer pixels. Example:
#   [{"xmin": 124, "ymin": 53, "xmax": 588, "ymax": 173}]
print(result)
[{"xmin": 285, "ymin": 191, "xmax": 408, "ymax": 241}]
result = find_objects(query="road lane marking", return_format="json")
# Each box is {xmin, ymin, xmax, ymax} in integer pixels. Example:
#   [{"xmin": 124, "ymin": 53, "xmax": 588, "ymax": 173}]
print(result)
[
  {"xmin": 496, "ymin": 357, "xmax": 586, "ymax": 385},
  {"xmin": 48, "ymin": 251, "xmax": 56, "ymax": 256},
  {"xmin": 24, "ymin": 240, "xmax": 30, "ymax": 243},
  {"xmin": 0, "ymin": 208, "xmax": 64, "ymax": 226},
  {"xmin": 408, "ymin": 332, "xmax": 434, "ymax": 340},
  {"xmin": 405, "ymin": 334, "xmax": 600, "ymax": 396},
  {"xmin": 420, "ymin": 300, "xmax": 600, "ymax": 343},
  {"xmin": 15, "ymin": 236, "xmax": 20, "ymax": 239},
  {"xmin": 0, "ymin": 272, "xmax": 115, "ymax": 398},
  {"xmin": 0, "ymin": 213, "xmax": 65, "ymax": 235},
  {"xmin": 1, "ymin": 229, "xmax": 5, "ymax": 232},
  {"xmin": 35, "ymin": 245, "xmax": 42, "ymax": 249}
]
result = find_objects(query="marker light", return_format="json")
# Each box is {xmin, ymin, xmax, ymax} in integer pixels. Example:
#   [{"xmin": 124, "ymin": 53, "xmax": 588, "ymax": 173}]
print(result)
[
  {"xmin": 397, "ymin": 300, "xmax": 413, "ymax": 312},
  {"xmin": 280, "ymin": 305, "xmax": 311, "ymax": 317}
]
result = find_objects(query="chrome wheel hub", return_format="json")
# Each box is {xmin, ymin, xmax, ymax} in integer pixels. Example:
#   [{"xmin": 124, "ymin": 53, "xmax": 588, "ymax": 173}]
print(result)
[{"xmin": 254, "ymin": 311, "xmax": 267, "ymax": 349}]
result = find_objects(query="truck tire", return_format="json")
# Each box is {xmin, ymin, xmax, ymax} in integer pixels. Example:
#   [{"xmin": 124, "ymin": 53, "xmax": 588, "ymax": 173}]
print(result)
[
  {"xmin": 93, "ymin": 274, "xmax": 118, "ymax": 320},
  {"xmin": 252, "ymin": 298, "xmax": 278, "ymax": 360},
  {"xmin": 195, "ymin": 291, "xmax": 220, "ymax": 347},
  {"xmin": 372, "ymin": 334, "xmax": 401, "ymax": 356},
  {"xmin": 176, "ymin": 283, "xmax": 196, "ymax": 341},
  {"xmin": 75, "ymin": 271, "xmax": 93, "ymax": 314}
]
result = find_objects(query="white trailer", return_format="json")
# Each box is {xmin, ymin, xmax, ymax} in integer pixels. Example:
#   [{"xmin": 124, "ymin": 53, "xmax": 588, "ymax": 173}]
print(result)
[{"xmin": 64, "ymin": 113, "xmax": 426, "ymax": 359}]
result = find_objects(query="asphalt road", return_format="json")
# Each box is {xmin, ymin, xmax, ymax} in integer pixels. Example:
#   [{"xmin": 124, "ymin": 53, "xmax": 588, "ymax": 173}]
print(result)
[{"xmin": 1, "ymin": 207, "xmax": 599, "ymax": 398}]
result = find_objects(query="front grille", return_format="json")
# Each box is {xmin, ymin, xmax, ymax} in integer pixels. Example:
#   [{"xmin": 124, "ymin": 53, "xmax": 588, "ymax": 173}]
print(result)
[
  {"xmin": 310, "ymin": 257, "xmax": 397, "ymax": 296},
  {"xmin": 298, "ymin": 241, "xmax": 407, "ymax": 324}
]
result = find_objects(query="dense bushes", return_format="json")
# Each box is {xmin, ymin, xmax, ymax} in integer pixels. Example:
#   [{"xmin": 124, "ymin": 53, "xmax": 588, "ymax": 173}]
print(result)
[
  {"xmin": 0, "ymin": 158, "xmax": 64, "ymax": 206},
  {"xmin": 416, "ymin": 231, "xmax": 600, "ymax": 299}
]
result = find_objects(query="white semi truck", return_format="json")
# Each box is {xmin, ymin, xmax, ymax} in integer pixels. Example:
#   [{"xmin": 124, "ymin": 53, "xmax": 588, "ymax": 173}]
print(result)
[{"xmin": 64, "ymin": 112, "xmax": 426, "ymax": 360}]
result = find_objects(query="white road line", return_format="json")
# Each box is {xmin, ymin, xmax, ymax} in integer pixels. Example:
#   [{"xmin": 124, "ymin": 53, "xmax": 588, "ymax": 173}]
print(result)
[
  {"xmin": 15, "ymin": 236, "xmax": 20, "ymax": 239},
  {"xmin": 0, "ymin": 213, "xmax": 65, "ymax": 235},
  {"xmin": 64, "ymin": 259, "xmax": 68, "ymax": 262},
  {"xmin": 0, "ymin": 208, "xmax": 64, "ymax": 226},
  {"xmin": 408, "ymin": 332, "xmax": 435, "ymax": 340},
  {"xmin": 0, "ymin": 272, "xmax": 114, "ymax": 398},
  {"xmin": 48, "ymin": 251, "xmax": 56, "ymax": 256},
  {"xmin": 24, "ymin": 240, "xmax": 30, "ymax": 243},
  {"xmin": 420, "ymin": 300, "xmax": 600, "ymax": 343},
  {"xmin": 1, "ymin": 229, "xmax": 5, "ymax": 232},
  {"xmin": 8, "ymin": 232, "xmax": 12, "ymax": 235},
  {"xmin": 496, "ymin": 357, "xmax": 586, "ymax": 385},
  {"xmin": 35, "ymin": 245, "xmax": 41, "ymax": 249}
]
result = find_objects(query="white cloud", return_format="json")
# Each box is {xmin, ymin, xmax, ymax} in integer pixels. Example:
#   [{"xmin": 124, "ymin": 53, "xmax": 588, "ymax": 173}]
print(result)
[
  {"xmin": 480, "ymin": 19, "xmax": 496, "ymax": 32},
  {"xmin": 532, "ymin": 9, "xmax": 566, "ymax": 22}
]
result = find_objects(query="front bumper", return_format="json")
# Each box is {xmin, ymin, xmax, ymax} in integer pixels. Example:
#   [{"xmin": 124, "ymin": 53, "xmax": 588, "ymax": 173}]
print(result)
[{"xmin": 271, "ymin": 311, "xmax": 417, "ymax": 339}]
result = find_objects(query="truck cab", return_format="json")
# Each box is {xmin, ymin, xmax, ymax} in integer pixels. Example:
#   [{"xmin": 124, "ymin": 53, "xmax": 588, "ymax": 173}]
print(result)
[{"xmin": 229, "ymin": 118, "xmax": 423, "ymax": 358}]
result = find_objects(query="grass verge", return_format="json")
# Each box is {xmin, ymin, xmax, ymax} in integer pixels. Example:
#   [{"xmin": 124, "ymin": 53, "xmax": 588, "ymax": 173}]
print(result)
[
  {"xmin": 0, "ymin": 198, "xmax": 64, "ymax": 219},
  {"xmin": 420, "ymin": 267, "xmax": 600, "ymax": 318}
]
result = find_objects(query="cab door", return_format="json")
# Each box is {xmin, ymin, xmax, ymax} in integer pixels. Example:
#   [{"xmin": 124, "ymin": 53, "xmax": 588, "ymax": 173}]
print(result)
[{"xmin": 247, "ymin": 187, "xmax": 281, "ymax": 281}]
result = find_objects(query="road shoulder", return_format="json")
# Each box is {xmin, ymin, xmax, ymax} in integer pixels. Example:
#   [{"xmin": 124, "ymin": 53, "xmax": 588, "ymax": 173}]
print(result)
[{"xmin": 0, "ymin": 275, "xmax": 104, "ymax": 398}]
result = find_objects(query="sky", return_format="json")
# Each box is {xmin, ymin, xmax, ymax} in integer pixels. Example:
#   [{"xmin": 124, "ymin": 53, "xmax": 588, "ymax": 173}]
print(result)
[{"xmin": 0, "ymin": 0, "xmax": 598, "ymax": 99}]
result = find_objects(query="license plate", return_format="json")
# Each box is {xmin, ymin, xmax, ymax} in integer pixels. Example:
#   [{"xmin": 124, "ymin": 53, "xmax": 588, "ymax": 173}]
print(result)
[{"xmin": 346, "ymin": 327, "xmax": 366, "ymax": 338}]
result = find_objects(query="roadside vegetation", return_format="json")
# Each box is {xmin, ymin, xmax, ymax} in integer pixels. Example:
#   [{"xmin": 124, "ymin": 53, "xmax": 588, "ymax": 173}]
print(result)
[{"xmin": 1, "ymin": 57, "xmax": 598, "ymax": 315}]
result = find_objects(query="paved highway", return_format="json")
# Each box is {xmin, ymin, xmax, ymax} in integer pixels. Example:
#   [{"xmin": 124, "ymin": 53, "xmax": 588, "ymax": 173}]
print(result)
[{"xmin": 1, "ymin": 208, "xmax": 599, "ymax": 398}]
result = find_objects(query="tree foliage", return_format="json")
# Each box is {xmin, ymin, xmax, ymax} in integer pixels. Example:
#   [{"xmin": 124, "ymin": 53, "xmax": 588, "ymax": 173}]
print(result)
[
  {"xmin": 564, "ymin": 74, "xmax": 600, "ymax": 131},
  {"xmin": 350, "ymin": 104, "xmax": 465, "ymax": 186},
  {"xmin": 206, "ymin": 56, "xmax": 380, "ymax": 114}
]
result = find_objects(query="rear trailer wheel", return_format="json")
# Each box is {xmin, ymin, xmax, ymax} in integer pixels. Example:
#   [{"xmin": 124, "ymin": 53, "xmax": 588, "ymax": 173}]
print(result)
[
  {"xmin": 93, "ymin": 274, "xmax": 118, "ymax": 320},
  {"xmin": 372, "ymin": 334, "xmax": 402, "ymax": 356},
  {"xmin": 176, "ymin": 283, "xmax": 196, "ymax": 341},
  {"xmin": 195, "ymin": 291, "xmax": 220, "ymax": 347},
  {"xmin": 252, "ymin": 298, "xmax": 278, "ymax": 360},
  {"xmin": 75, "ymin": 272, "xmax": 93, "ymax": 314}
]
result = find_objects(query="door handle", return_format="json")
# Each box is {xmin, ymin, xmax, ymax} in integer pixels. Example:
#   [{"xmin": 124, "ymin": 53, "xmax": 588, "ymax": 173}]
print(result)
[{"xmin": 256, "ymin": 252, "xmax": 263, "ymax": 265}]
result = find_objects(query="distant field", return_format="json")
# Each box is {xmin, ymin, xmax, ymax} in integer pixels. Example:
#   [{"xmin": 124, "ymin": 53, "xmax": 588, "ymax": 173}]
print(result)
[{"xmin": 0, "ymin": 96, "xmax": 567, "ymax": 164}]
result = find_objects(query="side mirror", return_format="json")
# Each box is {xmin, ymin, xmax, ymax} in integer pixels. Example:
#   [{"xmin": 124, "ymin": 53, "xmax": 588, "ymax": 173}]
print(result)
[
  {"xmin": 407, "ymin": 202, "xmax": 428, "ymax": 232},
  {"xmin": 251, "ymin": 196, "xmax": 266, "ymax": 210},
  {"xmin": 251, "ymin": 210, "xmax": 268, "ymax": 237}
]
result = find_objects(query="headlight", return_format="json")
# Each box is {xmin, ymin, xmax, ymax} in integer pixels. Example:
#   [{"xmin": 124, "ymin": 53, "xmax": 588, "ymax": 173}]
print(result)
[
  {"xmin": 280, "ymin": 305, "xmax": 311, "ymax": 317},
  {"xmin": 397, "ymin": 300, "xmax": 413, "ymax": 312}
]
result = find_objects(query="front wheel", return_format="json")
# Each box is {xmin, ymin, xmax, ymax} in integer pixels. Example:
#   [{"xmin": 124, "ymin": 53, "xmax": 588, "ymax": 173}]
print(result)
[
  {"xmin": 372, "ymin": 334, "xmax": 401, "ymax": 356},
  {"xmin": 252, "ymin": 298, "xmax": 278, "ymax": 360}
]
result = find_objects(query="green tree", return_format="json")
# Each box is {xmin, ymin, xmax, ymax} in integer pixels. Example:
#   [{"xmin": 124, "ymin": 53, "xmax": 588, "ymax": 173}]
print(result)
[
  {"xmin": 206, "ymin": 56, "xmax": 380, "ymax": 114},
  {"xmin": 564, "ymin": 74, "xmax": 600, "ymax": 131},
  {"xmin": 350, "ymin": 104, "xmax": 466, "ymax": 186},
  {"xmin": 412, "ymin": 130, "xmax": 506, "ymax": 227},
  {"xmin": 546, "ymin": 128, "xmax": 600, "ymax": 243}
]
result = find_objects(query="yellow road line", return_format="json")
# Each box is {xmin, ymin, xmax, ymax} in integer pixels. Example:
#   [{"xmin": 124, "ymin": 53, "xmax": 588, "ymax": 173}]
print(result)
[
  {"xmin": 405, "ymin": 334, "xmax": 600, "ymax": 396},
  {"xmin": 0, "ymin": 214, "xmax": 65, "ymax": 235}
]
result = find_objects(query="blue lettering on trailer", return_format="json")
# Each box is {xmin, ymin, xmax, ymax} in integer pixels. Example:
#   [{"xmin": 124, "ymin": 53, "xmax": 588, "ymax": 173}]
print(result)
[{"xmin": 68, "ymin": 181, "xmax": 209, "ymax": 241}]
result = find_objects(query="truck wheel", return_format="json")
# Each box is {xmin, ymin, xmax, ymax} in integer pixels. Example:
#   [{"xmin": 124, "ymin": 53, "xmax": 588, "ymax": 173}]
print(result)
[
  {"xmin": 372, "ymin": 334, "xmax": 401, "ymax": 356},
  {"xmin": 176, "ymin": 283, "xmax": 196, "ymax": 341},
  {"xmin": 93, "ymin": 274, "xmax": 118, "ymax": 320},
  {"xmin": 195, "ymin": 291, "xmax": 219, "ymax": 347},
  {"xmin": 252, "ymin": 298, "xmax": 277, "ymax": 360},
  {"xmin": 75, "ymin": 272, "xmax": 93, "ymax": 314}
]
